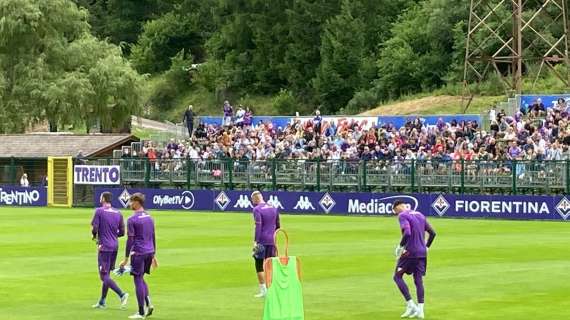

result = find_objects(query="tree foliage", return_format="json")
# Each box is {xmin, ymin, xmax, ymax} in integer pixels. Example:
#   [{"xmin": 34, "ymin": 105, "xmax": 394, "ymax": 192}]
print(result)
[{"xmin": 0, "ymin": 0, "xmax": 143, "ymax": 133}]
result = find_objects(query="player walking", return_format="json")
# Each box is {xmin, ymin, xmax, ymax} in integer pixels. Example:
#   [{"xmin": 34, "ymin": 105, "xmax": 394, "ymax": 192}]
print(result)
[
  {"xmin": 392, "ymin": 200, "xmax": 436, "ymax": 319},
  {"xmin": 251, "ymin": 191, "xmax": 281, "ymax": 298},
  {"xmin": 91, "ymin": 192, "xmax": 129, "ymax": 309},
  {"xmin": 120, "ymin": 193, "xmax": 157, "ymax": 319}
]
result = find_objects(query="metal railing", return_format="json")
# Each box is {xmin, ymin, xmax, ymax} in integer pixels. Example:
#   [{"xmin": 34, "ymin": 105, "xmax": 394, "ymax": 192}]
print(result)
[
  {"xmin": 1, "ymin": 157, "xmax": 568, "ymax": 195},
  {"xmin": 78, "ymin": 158, "xmax": 570, "ymax": 195}
]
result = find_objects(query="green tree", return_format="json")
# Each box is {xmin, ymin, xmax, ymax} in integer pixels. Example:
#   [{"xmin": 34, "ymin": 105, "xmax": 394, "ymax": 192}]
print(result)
[
  {"xmin": 283, "ymin": 0, "xmax": 341, "ymax": 99},
  {"xmin": 375, "ymin": 0, "xmax": 469, "ymax": 99},
  {"xmin": 0, "ymin": 0, "xmax": 143, "ymax": 133},
  {"xmin": 313, "ymin": 0, "xmax": 366, "ymax": 114},
  {"xmin": 130, "ymin": 0, "xmax": 216, "ymax": 74},
  {"xmin": 74, "ymin": 0, "xmax": 175, "ymax": 53}
]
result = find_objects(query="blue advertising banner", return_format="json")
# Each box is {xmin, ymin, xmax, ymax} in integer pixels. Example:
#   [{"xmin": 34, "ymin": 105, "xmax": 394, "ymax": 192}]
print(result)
[
  {"xmin": 519, "ymin": 94, "xmax": 570, "ymax": 110},
  {"xmin": 376, "ymin": 115, "xmax": 481, "ymax": 128},
  {"xmin": 95, "ymin": 188, "xmax": 214, "ymax": 211},
  {"xmin": 199, "ymin": 116, "xmax": 291, "ymax": 128},
  {"xmin": 199, "ymin": 115, "xmax": 482, "ymax": 130},
  {"xmin": 94, "ymin": 188, "xmax": 570, "ymax": 221},
  {"xmin": 0, "ymin": 186, "xmax": 47, "ymax": 207}
]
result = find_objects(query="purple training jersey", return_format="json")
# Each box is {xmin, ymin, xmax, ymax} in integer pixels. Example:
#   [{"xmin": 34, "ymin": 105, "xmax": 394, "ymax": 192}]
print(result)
[
  {"xmin": 91, "ymin": 205, "xmax": 125, "ymax": 252},
  {"xmin": 398, "ymin": 210, "xmax": 433, "ymax": 258},
  {"xmin": 253, "ymin": 203, "xmax": 280, "ymax": 245},
  {"xmin": 126, "ymin": 210, "xmax": 156, "ymax": 256}
]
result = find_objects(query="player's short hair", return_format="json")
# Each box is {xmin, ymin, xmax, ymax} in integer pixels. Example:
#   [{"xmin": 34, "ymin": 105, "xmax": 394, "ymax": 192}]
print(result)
[
  {"xmin": 251, "ymin": 191, "xmax": 262, "ymax": 199},
  {"xmin": 392, "ymin": 200, "xmax": 406, "ymax": 210},
  {"xmin": 101, "ymin": 192, "xmax": 112, "ymax": 203},
  {"xmin": 130, "ymin": 193, "xmax": 145, "ymax": 206}
]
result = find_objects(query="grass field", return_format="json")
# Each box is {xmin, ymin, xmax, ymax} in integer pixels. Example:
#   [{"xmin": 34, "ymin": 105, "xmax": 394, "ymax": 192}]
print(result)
[{"xmin": 0, "ymin": 207, "xmax": 569, "ymax": 320}]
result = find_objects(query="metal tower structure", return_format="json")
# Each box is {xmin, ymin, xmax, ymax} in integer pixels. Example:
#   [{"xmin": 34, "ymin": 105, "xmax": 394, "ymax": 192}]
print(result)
[{"xmin": 464, "ymin": 0, "xmax": 569, "ymax": 98}]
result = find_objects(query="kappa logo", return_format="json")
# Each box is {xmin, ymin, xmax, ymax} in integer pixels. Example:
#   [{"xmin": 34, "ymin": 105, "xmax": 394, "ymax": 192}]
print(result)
[
  {"xmin": 234, "ymin": 195, "xmax": 253, "ymax": 209},
  {"xmin": 555, "ymin": 197, "xmax": 570, "ymax": 220},
  {"xmin": 319, "ymin": 193, "xmax": 336, "ymax": 213},
  {"xmin": 294, "ymin": 196, "xmax": 315, "ymax": 211},
  {"xmin": 432, "ymin": 195, "xmax": 450, "ymax": 216},
  {"xmin": 267, "ymin": 195, "xmax": 284, "ymax": 210},
  {"xmin": 215, "ymin": 191, "xmax": 230, "ymax": 210},
  {"xmin": 118, "ymin": 189, "xmax": 131, "ymax": 208}
]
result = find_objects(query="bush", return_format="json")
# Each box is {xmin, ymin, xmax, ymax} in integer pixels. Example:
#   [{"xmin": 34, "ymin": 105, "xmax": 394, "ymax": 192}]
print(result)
[
  {"xmin": 343, "ymin": 89, "xmax": 379, "ymax": 114},
  {"xmin": 273, "ymin": 89, "xmax": 297, "ymax": 115}
]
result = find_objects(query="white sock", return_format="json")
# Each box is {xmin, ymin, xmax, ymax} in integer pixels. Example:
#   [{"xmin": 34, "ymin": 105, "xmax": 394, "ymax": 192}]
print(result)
[
  {"xmin": 406, "ymin": 300, "xmax": 416, "ymax": 307},
  {"xmin": 417, "ymin": 303, "xmax": 424, "ymax": 311},
  {"xmin": 260, "ymin": 284, "xmax": 267, "ymax": 292}
]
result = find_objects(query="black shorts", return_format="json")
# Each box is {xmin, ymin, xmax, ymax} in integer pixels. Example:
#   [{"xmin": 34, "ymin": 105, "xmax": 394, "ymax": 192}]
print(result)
[
  {"xmin": 131, "ymin": 253, "xmax": 154, "ymax": 276},
  {"xmin": 396, "ymin": 257, "xmax": 427, "ymax": 276},
  {"xmin": 254, "ymin": 245, "xmax": 276, "ymax": 273}
]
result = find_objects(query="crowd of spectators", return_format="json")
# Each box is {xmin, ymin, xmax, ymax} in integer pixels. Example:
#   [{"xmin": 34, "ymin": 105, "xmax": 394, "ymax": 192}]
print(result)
[{"xmin": 131, "ymin": 98, "xmax": 570, "ymax": 179}]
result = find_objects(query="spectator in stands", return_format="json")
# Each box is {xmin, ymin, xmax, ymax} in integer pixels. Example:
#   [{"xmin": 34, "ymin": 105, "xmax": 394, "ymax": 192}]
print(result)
[
  {"xmin": 135, "ymin": 101, "xmax": 570, "ymax": 184},
  {"xmin": 244, "ymin": 106, "xmax": 253, "ymax": 128},
  {"xmin": 313, "ymin": 110, "xmax": 322, "ymax": 136},
  {"xmin": 489, "ymin": 106, "xmax": 497, "ymax": 123},
  {"xmin": 166, "ymin": 139, "xmax": 178, "ymax": 151},
  {"xmin": 20, "ymin": 173, "xmax": 29, "ymax": 187},
  {"xmin": 223, "ymin": 100, "xmax": 233, "ymax": 126},
  {"xmin": 184, "ymin": 105, "xmax": 194, "ymax": 137},
  {"xmin": 555, "ymin": 98, "xmax": 567, "ymax": 112},
  {"xmin": 531, "ymin": 98, "xmax": 546, "ymax": 117},
  {"xmin": 235, "ymin": 105, "xmax": 245, "ymax": 127},
  {"xmin": 195, "ymin": 123, "xmax": 207, "ymax": 139},
  {"xmin": 497, "ymin": 109, "xmax": 506, "ymax": 122}
]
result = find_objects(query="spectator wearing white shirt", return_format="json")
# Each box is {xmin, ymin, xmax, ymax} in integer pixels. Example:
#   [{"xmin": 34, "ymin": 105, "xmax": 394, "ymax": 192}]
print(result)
[
  {"xmin": 489, "ymin": 106, "xmax": 497, "ymax": 123},
  {"xmin": 20, "ymin": 173, "xmax": 29, "ymax": 187}
]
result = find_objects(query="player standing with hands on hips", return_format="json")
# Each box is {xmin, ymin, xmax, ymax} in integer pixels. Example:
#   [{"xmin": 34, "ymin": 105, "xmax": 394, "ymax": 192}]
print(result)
[
  {"xmin": 251, "ymin": 191, "xmax": 280, "ymax": 298},
  {"xmin": 91, "ymin": 192, "xmax": 129, "ymax": 309},
  {"xmin": 392, "ymin": 200, "xmax": 436, "ymax": 319},
  {"xmin": 120, "ymin": 193, "xmax": 158, "ymax": 319}
]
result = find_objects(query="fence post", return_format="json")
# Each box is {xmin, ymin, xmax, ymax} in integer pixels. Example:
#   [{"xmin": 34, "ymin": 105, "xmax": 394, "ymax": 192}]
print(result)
[
  {"xmin": 511, "ymin": 159, "xmax": 517, "ymax": 195},
  {"xmin": 566, "ymin": 160, "xmax": 570, "ymax": 194},
  {"xmin": 410, "ymin": 159, "xmax": 416, "ymax": 192},
  {"xmin": 316, "ymin": 159, "xmax": 321, "ymax": 192},
  {"xmin": 10, "ymin": 157, "xmax": 16, "ymax": 185},
  {"xmin": 271, "ymin": 159, "xmax": 277, "ymax": 191},
  {"xmin": 361, "ymin": 160, "xmax": 367, "ymax": 192},
  {"xmin": 186, "ymin": 160, "xmax": 192, "ymax": 189},
  {"xmin": 460, "ymin": 159, "xmax": 465, "ymax": 194},
  {"xmin": 227, "ymin": 158, "xmax": 234, "ymax": 190},
  {"xmin": 144, "ymin": 158, "xmax": 150, "ymax": 188}
]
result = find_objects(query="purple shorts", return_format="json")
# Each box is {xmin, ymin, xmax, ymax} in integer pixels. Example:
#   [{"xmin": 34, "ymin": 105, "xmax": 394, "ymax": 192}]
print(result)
[
  {"xmin": 262, "ymin": 245, "xmax": 276, "ymax": 260},
  {"xmin": 98, "ymin": 251, "xmax": 118, "ymax": 274},
  {"xmin": 254, "ymin": 245, "xmax": 276, "ymax": 273},
  {"xmin": 131, "ymin": 253, "xmax": 154, "ymax": 276},
  {"xmin": 396, "ymin": 257, "xmax": 427, "ymax": 276}
]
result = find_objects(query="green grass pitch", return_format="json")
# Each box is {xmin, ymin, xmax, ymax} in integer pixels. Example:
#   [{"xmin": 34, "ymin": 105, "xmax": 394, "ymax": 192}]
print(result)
[{"xmin": 0, "ymin": 207, "xmax": 569, "ymax": 320}]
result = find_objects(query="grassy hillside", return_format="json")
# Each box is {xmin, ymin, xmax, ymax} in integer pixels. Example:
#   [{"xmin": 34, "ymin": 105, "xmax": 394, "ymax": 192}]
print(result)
[
  {"xmin": 142, "ymin": 72, "xmax": 516, "ymax": 123},
  {"xmin": 361, "ymin": 95, "xmax": 505, "ymax": 116}
]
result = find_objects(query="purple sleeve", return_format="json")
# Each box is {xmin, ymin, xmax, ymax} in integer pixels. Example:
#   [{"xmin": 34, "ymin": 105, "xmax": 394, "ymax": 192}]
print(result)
[
  {"xmin": 425, "ymin": 220, "xmax": 436, "ymax": 248},
  {"xmin": 152, "ymin": 219, "xmax": 156, "ymax": 253},
  {"xmin": 125, "ymin": 218, "xmax": 134, "ymax": 257},
  {"xmin": 153, "ymin": 232, "xmax": 156, "ymax": 253},
  {"xmin": 399, "ymin": 215, "xmax": 411, "ymax": 235},
  {"xmin": 117, "ymin": 215, "xmax": 125, "ymax": 238},
  {"xmin": 91, "ymin": 210, "xmax": 100, "ymax": 239},
  {"xmin": 398, "ymin": 215, "xmax": 411, "ymax": 246},
  {"xmin": 254, "ymin": 208, "xmax": 262, "ymax": 243}
]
